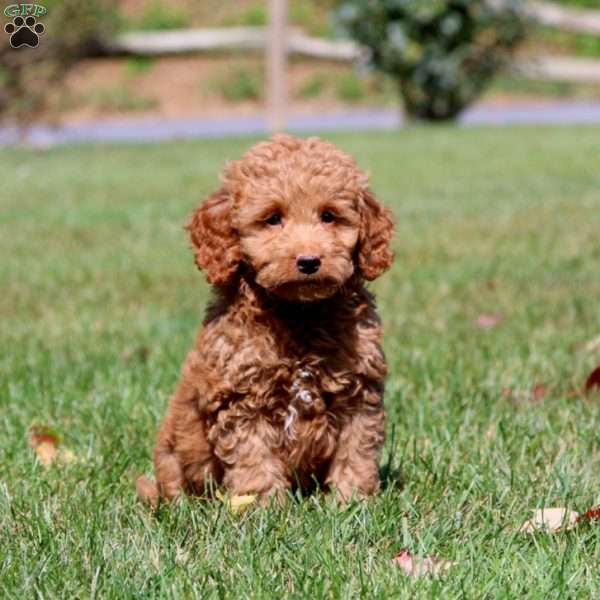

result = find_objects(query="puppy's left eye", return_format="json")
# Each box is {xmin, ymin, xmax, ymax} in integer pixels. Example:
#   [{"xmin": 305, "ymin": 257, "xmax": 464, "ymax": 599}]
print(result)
[{"xmin": 321, "ymin": 211, "xmax": 335, "ymax": 224}]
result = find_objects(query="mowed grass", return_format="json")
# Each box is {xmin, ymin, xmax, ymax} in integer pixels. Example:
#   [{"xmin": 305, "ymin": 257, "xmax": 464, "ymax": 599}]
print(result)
[{"xmin": 1, "ymin": 127, "xmax": 600, "ymax": 598}]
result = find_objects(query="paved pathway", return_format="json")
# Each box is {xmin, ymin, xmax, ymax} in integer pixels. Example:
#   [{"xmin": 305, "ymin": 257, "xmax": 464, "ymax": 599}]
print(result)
[{"xmin": 1, "ymin": 102, "xmax": 600, "ymax": 146}]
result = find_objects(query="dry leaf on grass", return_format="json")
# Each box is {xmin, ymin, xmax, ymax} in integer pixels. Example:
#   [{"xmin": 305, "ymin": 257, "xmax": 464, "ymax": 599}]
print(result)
[
  {"xmin": 392, "ymin": 549, "xmax": 457, "ymax": 578},
  {"xmin": 28, "ymin": 425, "xmax": 78, "ymax": 468},
  {"xmin": 585, "ymin": 365, "xmax": 600, "ymax": 394},
  {"xmin": 33, "ymin": 441, "xmax": 60, "ymax": 468},
  {"xmin": 577, "ymin": 506, "xmax": 600, "ymax": 523},
  {"xmin": 520, "ymin": 508, "xmax": 580, "ymax": 533},
  {"xmin": 531, "ymin": 384, "xmax": 547, "ymax": 401},
  {"xmin": 475, "ymin": 314, "xmax": 504, "ymax": 329},
  {"xmin": 502, "ymin": 384, "xmax": 547, "ymax": 404},
  {"xmin": 216, "ymin": 490, "xmax": 258, "ymax": 514}
]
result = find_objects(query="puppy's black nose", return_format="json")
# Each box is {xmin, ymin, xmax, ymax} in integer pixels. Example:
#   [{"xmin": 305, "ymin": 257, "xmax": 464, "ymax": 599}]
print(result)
[{"xmin": 296, "ymin": 255, "xmax": 321, "ymax": 275}]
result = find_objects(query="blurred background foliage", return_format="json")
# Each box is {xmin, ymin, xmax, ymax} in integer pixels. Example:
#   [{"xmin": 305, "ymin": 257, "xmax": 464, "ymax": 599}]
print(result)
[
  {"xmin": 0, "ymin": 0, "xmax": 117, "ymax": 125},
  {"xmin": 1, "ymin": 0, "xmax": 600, "ymax": 127},
  {"xmin": 336, "ymin": 0, "xmax": 527, "ymax": 121}
]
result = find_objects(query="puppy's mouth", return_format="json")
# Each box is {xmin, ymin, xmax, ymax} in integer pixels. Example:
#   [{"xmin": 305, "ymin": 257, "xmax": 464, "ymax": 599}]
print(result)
[{"xmin": 270, "ymin": 277, "xmax": 340, "ymax": 302}]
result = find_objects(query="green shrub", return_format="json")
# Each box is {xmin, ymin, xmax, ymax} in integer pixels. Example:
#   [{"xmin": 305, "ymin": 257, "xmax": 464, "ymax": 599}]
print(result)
[
  {"xmin": 493, "ymin": 76, "xmax": 576, "ymax": 98},
  {"xmin": 290, "ymin": 1, "xmax": 336, "ymax": 37},
  {"xmin": 336, "ymin": 0, "xmax": 527, "ymax": 121},
  {"xmin": 297, "ymin": 73, "xmax": 328, "ymax": 99},
  {"xmin": 125, "ymin": 56, "xmax": 156, "ymax": 75},
  {"xmin": 554, "ymin": 0, "xmax": 598, "ymax": 6},
  {"xmin": 136, "ymin": 1, "xmax": 188, "ymax": 31},
  {"xmin": 335, "ymin": 72, "xmax": 365, "ymax": 102},
  {"xmin": 84, "ymin": 86, "xmax": 158, "ymax": 112},
  {"xmin": 239, "ymin": 5, "xmax": 267, "ymax": 27},
  {"xmin": 538, "ymin": 27, "xmax": 600, "ymax": 59},
  {"xmin": 219, "ymin": 69, "xmax": 263, "ymax": 102},
  {"xmin": 575, "ymin": 33, "xmax": 600, "ymax": 58}
]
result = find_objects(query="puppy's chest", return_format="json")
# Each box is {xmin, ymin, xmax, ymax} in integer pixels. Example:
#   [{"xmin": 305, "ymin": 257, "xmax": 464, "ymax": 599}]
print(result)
[
  {"xmin": 202, "ymin": 309, "xmax": 383, "ymax": 416},
  {"xmin": 282, "ymin": 365, "xmax": 327, "ymax": 423},
  {"xmin": 230, "ymin": 337, "xmax": 360, "ymax": 410},
  {"xmin": 221, "ymin": 349, "xmax": 363, "ymax": 458}
]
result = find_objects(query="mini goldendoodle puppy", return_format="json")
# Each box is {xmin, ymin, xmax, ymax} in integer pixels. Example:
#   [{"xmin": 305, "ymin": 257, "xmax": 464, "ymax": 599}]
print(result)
[{"xmin": 138, "ymin": 134, "xmax": 394, "ymax": 504}]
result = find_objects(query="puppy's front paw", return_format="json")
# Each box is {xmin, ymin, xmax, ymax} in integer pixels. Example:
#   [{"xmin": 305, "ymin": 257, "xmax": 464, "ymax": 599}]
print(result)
[{"xmin": 326, "ymin": 470, "xmax": 380, "ymax": 502}]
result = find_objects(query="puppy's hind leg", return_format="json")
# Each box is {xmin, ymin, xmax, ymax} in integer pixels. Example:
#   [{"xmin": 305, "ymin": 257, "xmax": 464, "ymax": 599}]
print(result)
[
  {"xmin": 139, "ymin": 381, "xmax": 221, "ymax": 504},
  {"xmin": 136, "ymin": 474, "xmax": 160, "ymax": 506},
  {"xmin": 139, "ymin": 412, "xmax": 185, "ymax": 503},
  {"xmin": 151, "ymin": 395, "xmax": 221, "ymax": 502}
]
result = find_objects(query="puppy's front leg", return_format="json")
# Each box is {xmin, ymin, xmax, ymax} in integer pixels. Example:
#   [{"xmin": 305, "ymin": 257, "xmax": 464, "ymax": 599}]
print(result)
[
  {"xmin": 325, "ymin": 403, "xmax": 385, "ymax": 500},
  {"xmin": 213, "ymin": 419, "xmax": 290, "ymax": 502}
]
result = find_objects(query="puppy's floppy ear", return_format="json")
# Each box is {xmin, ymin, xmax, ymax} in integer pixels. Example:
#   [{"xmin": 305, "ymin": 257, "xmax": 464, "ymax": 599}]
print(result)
[
  {"xmin": 186, "ymin": 187, "xmax": 241, "ymax": 286},
  {"xmin": 357, "ymin": 189, "xmax": 394, "ymax": 281}
]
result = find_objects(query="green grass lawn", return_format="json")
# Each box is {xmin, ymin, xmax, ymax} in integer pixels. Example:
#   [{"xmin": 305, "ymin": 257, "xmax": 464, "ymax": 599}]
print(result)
[{"xmin": 1, "ymin": 127, "xmax": 600, "ymax": 598}]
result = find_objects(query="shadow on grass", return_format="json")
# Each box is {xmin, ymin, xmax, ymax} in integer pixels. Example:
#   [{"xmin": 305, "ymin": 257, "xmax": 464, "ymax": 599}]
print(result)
[{"xmin": 379, "ymin": 423, "xmax": 404, "ymax": 491}]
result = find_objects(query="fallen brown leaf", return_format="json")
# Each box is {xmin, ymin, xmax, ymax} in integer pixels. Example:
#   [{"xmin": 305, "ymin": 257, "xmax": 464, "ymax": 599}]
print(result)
[
  {"xmin": 585, "ymin": 365, "xmax": 600, "ymax": 393},
  {"xmin": 475, "ymin": 314, "xmax": 504, "ymax": 329},
  {"xmin": 35, "ymin": 441, "xmax": 59, "ymax": 468},
  {"xmin": 28, "ymin": 425, "xmax": 77, "ymax": 468},
  {"xmin": 392, "ymin": 549, "xmax": 457, "ymax": 578},
  {"xmin": 577, "ymin": 506, "xmax": 600, "ymax": 523},
  {"xmin": 28, "ymin": 425, "xmax": 60, "ymax": 448},
  {"xmin": 520, "ymin": 508, "xmax": 579, "ymax": 533},
  {"xmin": 503, "ymin": 384, "xmax": 548, "ymax": 404},
  {"xmin": 531, "ymin": 384, "xmax": 547, "ymax": 401}
]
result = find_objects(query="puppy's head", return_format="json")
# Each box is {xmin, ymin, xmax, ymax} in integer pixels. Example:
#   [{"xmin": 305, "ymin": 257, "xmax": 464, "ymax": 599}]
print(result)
[{"xmin": 187, "ymin": 135, "xmax": 394, "ymax": 301}]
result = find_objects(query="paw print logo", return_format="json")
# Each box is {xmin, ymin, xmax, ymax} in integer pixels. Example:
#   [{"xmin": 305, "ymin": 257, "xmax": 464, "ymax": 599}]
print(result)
[{"xmin": 4, "ymin": 15, "xmax": 45, "ymax": 48}]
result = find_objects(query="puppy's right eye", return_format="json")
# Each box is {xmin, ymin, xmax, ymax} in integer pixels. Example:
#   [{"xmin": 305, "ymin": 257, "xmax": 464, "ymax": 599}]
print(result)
[
  {"xmin": 321, "ymin": 210, "xmax": 336, "ymax": 224},
  {"xmin": 265, "ymin": 213, "xmax": 282, "ymax": 226}
]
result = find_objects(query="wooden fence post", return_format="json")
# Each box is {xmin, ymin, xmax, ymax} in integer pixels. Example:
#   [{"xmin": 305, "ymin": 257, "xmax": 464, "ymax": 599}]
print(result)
[{"xmin": 267, "ymin": 0, "xmax": 287, "ymax": 133}]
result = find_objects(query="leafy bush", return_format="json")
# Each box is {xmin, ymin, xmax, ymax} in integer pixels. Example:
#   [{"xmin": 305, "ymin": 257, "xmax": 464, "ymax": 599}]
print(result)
[
  {"xmin": 239, "ymin": 5, "xmax": 267, "ymax": 27},
  {"xmin": 554, "ymin": 0, "xmax": 598, "ymax": 6},
  {"xmin": 290, "ymin": 0, "xmax": 337, "ymax": 37},
  {"xmin": 218, "ymin": 68, "xmax": 263, "ymax": 102},
  {"xmin": 297, "ymin": 73, "xmax": 328, "ymax": 99},
  {"xmin": 84, "ymin": 86, "xmax": 158, "ymax": 112},
  {"xmin": 0, "ymin": 0, "xmax": 117, "ymax": 126},
  {"xmin": 124, "ymin": 56, "xmax": 156, "ymax": 76},
  {"xmin": 335, "ymin": 72, "xmax": 365, "ymax": 102},
  {"xmin": 538, "ymin": 27, "xmax": 600, "ymax": 59},
  {"xmin": 336, "ymin": 0, "xmax": 527, "ymax": 121},
  {"xmin": 136, "ymin": 1, "xmax": 188, "ymax": 31}
]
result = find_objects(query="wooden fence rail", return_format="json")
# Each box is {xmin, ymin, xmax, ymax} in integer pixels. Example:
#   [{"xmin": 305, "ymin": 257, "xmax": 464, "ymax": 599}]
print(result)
[
  {"xmin": 527, "ymin": 1, "xmax": 600, "ymax": 35},
  {"xmin": 104, "ymin": 1, "xmax": 600, "ymax": 58},
  {"xmin": 104, "ymin": 27, "xmax": 362, "ymax": 61},
  {"xmin": 101, "ymin": 2, "xmax": 600, "ymax": 84}
]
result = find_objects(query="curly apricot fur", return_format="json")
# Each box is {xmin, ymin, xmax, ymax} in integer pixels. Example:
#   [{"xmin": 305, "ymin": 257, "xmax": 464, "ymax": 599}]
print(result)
[{"xmin": 141, "ymin": 135, "xmax": 394, "ymax": 504}]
